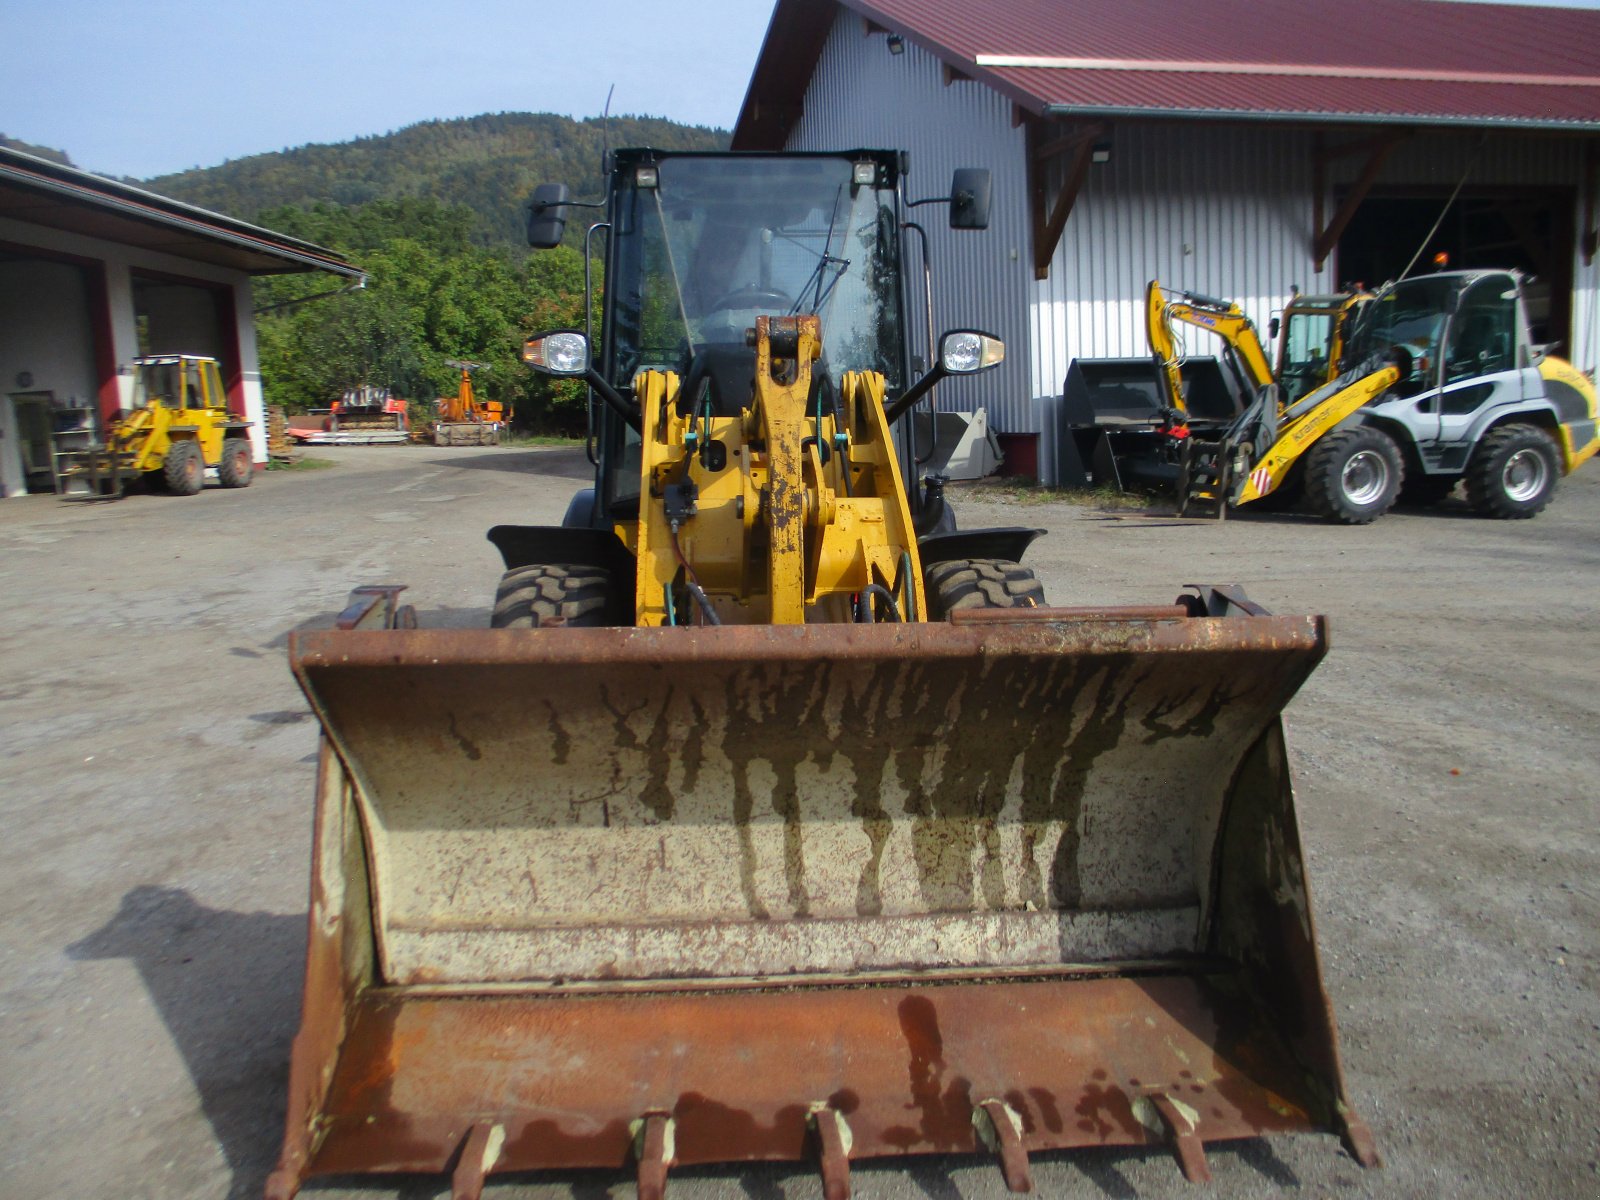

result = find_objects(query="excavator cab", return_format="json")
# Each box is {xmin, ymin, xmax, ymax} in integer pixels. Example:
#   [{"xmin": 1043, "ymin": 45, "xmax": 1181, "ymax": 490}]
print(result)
[{"xmin": 1275, "ymin": 291, "xmax": 1372, "ymax": 404}]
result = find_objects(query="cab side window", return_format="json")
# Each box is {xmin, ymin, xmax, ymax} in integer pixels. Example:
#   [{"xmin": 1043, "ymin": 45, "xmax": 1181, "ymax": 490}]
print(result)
[{"xmin": 1446, "ymin": 280, "xmax": 1516, "ymax": 383}]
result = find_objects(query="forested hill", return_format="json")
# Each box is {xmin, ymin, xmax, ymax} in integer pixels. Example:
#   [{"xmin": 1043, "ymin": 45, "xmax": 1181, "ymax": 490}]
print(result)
[{"xmin": 141, "ymin": 112, "xmax": 730, "ymax": 248}]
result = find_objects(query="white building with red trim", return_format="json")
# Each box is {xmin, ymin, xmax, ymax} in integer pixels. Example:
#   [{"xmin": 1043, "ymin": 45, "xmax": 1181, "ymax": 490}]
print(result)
[{"xmin": 0, "ymin": 146, "xmax": 361, "ymax": 496}]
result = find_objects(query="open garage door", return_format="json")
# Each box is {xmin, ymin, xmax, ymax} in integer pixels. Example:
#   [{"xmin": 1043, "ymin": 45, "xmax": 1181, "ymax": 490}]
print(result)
[
  {"xmin": 133, "ymin": 275, "xmax": 243, "ymax": 417},
  {"xmin": 0, "ymin": 250, "xmax": 110, "ymax": 494},
  {"xmin": 1337, "ymin": 188, "xmax": 1576, "ymax": 350}
]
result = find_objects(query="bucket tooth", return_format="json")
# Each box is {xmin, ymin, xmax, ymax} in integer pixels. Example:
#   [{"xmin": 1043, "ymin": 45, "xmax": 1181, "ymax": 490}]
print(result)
[
  {"xmin": 1337, "ymin": 1105, "xmax": 1383, "ymax": 1168},
  {"xmin": 1142, "ymin": 1092, "xmax": 1212, "ymax": 1183},
  {"xmin": 973, "ymin": 1100, "xmax": 1033, "ymax": 1193},
  {"xmin": 809, "ymin": 1103, "xmax": 853, "ymax": 1200},
  {"xmin": 632, "ymin": 1113, "xmax": 676, "ymax": 1200},
  {"xmin": 450, "ymin": 1122, "xmax": 504, "ymax": 1200},
  {"xmin": 262, "ymin": 1167, "xmax": 300, "ymax": 1200}
]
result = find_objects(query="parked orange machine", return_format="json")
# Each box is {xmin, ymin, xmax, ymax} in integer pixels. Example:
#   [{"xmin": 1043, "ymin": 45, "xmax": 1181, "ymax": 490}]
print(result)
[{"xmin": 434, "ymin": 360, "xmax": 505, "ymax": 445}]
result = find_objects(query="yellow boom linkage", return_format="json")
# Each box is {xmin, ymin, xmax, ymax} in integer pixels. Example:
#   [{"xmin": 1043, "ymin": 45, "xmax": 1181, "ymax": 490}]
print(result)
[{"xmin": 630, "ymin": 316, "xmax": 923, "ymax": 626}]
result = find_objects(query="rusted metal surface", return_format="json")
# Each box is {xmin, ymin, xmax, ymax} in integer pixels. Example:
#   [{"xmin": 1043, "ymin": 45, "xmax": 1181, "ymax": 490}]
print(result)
[
  {"xmin": 268, "ymin": 607, "xmax": 1378, "ymax": 1196},
  {"xmin": 287, "ymin": 972, "xmax": 1340, "ymax": 1183},
  {"xmin": 290, "ymin": 613, "xmax": 1322, "ymax": 986}
]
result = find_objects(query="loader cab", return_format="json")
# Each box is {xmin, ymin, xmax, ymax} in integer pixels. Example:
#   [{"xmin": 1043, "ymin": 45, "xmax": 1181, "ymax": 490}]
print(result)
[
  {"xmin": 1277, "ymin": 294, "xmax": 1370, "ymax": 405},
  {"xmin": 1346, "ymin": 272, "xmax": 1533, "ymax": 457},
  {"xmin": 130, "ymin": 355, "xmax": 225, "ymax": 413},
  {"xmin": 593, "ymin": 150, "xmax": 910, "ymax": 520}
]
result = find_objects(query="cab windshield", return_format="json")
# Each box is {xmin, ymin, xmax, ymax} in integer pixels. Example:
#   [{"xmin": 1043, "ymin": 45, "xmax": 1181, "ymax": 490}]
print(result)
[
  {"xmin": 606, "ymin": 155, "xmax": 905, "ymax": 390},
  {"xmin": 1279, "ymin": 311, "xmax": 1336, "ymax": 403},
  {"xmin": 1345, "ymin": 277, "xmax": 1457, "ymax": 394}
]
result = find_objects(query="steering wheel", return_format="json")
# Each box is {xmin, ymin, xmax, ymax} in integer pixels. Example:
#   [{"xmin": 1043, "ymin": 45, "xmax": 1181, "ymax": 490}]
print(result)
[{"xmin": 707, "ymin": 286, "xmax": 796, "ymax": 315}]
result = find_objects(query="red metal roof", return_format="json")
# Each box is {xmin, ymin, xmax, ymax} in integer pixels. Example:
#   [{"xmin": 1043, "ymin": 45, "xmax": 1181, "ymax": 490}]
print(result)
[{"xmin": 735, "ymin": 0, "xmax": 1600, "ymax": 146}]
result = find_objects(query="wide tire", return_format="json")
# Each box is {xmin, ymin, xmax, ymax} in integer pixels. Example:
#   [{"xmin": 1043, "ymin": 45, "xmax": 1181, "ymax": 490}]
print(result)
[
  {"xmin": 218, "ymin": 438, "xmax": 253, "ymax": 488},
  {"xmin": 1302, "ymin": 427, "xmax": 1403, "ymax": 524},
  {"xmin": 1465, "ymin": 424, "xmax": 1558, "ymax": 519},
  {"xmin": 162, "ymin": 440, "xmax": 203, "ymax": 496},
  {"xmin": 925, "ymin": 558, "xmax": 1046, "ymax": 620},
  {"xmin": 490, "ymin": 564, "xmax": 613, "ymax": 628}
]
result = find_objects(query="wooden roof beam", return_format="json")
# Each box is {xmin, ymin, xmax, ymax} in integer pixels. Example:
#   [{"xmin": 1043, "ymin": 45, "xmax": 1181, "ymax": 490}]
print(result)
[
  {"xmin": 1029, "ymin": 119, "xmax": 1109, "ymax": 280},
  {"xmin": 1313, "ymin": 129, "xmax": 1409, "ymax": 271}
]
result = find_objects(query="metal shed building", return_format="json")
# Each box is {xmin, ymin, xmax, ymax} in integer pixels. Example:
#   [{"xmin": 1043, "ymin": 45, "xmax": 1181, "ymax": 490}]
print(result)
[
  {"xmin": 0, "ymin": 147, "xmax": 360, "ymax": 497},
  {"xmin": 733, "ymin": 0, "xmax": 1600, "ymax": 483}
]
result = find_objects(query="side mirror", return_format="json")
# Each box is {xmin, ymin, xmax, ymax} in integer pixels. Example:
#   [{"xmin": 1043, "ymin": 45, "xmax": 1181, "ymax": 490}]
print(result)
[
  {"xmin": 523, "ymin": 329, "xmax": 642, "ymax": 435},
  {"xmin": 939, "ymin": 330, "xmax": 1005, "ymax": 373},
  {"xmin": 1269, "ymin": 316, "xmax": 1281, "ymax": 340},
  {"xmin": 884, "ymin": 331, "xmax": 1005, "ymax": 424},
  {"xmin": 948, "ymin": 168, "xmax": 991, "ymax": 230},
  {"xmin": 522, "ymin": 329, "xmax": 589, "ymax": 376},
  {"xmin": 527, "ymin": 183, "xmax": 572, "ymax": 249}
]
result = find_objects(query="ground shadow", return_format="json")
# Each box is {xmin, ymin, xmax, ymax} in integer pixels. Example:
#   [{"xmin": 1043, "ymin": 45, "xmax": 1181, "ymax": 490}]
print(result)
[
  {"xmin": 423, "ymin": 449, "xmax": 592, "ymax": 480},
  {"xmin": 68, "ymin": 886, "xmax": 306, "ymax": 1200}
]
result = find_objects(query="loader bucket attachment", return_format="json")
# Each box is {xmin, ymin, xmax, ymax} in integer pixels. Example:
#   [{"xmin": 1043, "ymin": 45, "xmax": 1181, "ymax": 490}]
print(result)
[{"xmin": 269, "ymin": 607, "xmax": 1377, "ymax": 1199}]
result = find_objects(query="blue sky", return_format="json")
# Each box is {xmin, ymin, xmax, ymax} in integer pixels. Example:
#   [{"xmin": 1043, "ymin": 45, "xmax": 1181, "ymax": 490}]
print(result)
[
  {"xmin": 4, "ymin": 0, "xmax": 1597, "ymax": 181},
  {"xmin": 1, "ymin": 0, "xmax": 776, "ymax": 179}
]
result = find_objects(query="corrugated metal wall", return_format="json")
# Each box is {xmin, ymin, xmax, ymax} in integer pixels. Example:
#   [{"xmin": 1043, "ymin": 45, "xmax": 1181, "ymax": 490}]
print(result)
[
  {"xmin": 1035, "ymin": 126, "xmax": 1599, "ymax": 416},
  {"xmin": 785, "ymin": 13, "xmax": 1037, "ymax": 435},
  {"xmin": 784, "ymin": 8, "xmax": 1599, "ymax": 483},
  {"xmin": 1032, "ymin": 122, "xmax": 1316, "ymax": 416}
]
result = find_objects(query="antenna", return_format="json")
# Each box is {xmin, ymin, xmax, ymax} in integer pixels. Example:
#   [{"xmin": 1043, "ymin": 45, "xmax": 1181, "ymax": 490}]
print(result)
[{"xmin": 600, "ymin": 84, "xmax": 616, "ymax": 180}]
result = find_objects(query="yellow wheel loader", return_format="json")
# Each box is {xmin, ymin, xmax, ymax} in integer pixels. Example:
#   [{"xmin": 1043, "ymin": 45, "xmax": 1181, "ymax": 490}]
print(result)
[
  {"xmin": 268, "ymin": 150, "xmax": 1379, "ymax": 1200},
  {"xmin": 1183, "ymin": 271, "xmax": 1598, "ymax": 523},
  {"xmin": 58, "ymin": 354, "xmax": 254, "ymax": 497}
]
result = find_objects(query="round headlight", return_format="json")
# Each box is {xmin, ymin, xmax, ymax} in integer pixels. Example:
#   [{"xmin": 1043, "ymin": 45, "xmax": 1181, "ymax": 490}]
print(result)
[{"xmin": 523, "ymin": 331, "xmax": 590, "ymax": 376}]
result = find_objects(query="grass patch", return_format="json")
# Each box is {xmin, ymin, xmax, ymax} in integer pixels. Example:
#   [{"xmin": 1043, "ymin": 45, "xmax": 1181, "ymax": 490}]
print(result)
[
  {"xmin": 265, "ymin": 455, "xmax": 336, "ymax": 472},
  {"xmin": 500, "ymin": 432, "xmax": 586, "ymax": 448}
]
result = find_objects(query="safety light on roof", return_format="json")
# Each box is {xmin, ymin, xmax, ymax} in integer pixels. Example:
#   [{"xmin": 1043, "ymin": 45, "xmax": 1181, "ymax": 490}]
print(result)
[
  {"xmin": 635, "ymin": 166, "xmax": 659, "ymax": 189},
  {"xmin": 853, "ymin": 161, "xmax": 876, "ymax": 186},
  {"xmin": 940, "ymin": 330, "xmax": 1006, "ymax": 374}
]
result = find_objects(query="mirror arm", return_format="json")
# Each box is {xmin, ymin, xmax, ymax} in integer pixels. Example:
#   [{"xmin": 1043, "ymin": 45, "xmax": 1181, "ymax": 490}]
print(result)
[
  {"xmin": 884, "ymin": 363, "xmax": 950, "ymax": 425},
  {"xmin": 585, "ymin": 367, "xmax": 642, "ymax": 433}
]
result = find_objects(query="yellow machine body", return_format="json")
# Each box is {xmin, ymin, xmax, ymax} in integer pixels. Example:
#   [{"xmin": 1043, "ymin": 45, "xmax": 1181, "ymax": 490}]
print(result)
[
  {"xmin": 435, "ymin": 361, "xmax": 505, "ymax": 445},
  {"xmin": 628, "ymin": 317, "xmax": 923, "ymax": 626},
  {"xmin": 58, "ymin": 355, "xmax": 251, "ymax": 495},
  {"xmin": 267, "ymin": 149, "xmax": 1379, "ymax": 1200}
]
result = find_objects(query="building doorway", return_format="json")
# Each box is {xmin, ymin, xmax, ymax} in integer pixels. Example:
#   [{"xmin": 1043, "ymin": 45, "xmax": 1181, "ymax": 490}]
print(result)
[{"xmin": 1336, "ymin": 187, "xmax": 1576, "ymax": 349}]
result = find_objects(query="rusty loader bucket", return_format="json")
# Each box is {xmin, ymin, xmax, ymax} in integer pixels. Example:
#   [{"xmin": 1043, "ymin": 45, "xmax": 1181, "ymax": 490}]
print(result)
[{"xmin": 267, "ymin": 603, "xmax": 1377, "ymax": 1199}]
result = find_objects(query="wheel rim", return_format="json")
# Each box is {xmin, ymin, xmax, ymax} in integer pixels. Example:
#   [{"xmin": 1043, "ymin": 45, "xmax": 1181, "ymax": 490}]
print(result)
[
  {"xmin": 1341, "ymin": 449, "xmax": 1389, "ymax": 505},
  {"xmin": 1501, "ymin": 448, "xmax": 1548, "ymax": 502}
]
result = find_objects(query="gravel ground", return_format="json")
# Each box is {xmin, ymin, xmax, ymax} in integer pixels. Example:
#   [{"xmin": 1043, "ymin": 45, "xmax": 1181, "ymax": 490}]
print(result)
[{"xmin": 1, "ymin": 443, "xmax": 1596, "ymax": 1200}]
